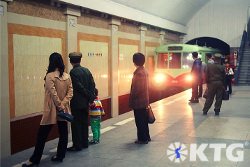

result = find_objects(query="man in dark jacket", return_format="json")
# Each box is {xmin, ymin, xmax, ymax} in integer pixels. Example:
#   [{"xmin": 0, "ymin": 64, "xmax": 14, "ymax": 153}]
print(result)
[
  {"xmin": 129, "ymin": 53, "xmax": 150, "ymax": 144},
  {"xmin": 202, "ymin": 53, "xmax": 225, "ymax": 116},
  {"xmin": 68, "ymin": 52, "xmax": 96, "ymax": 151},
  {"xmin": 190, "ymin": 52, "xmax": 202, "ymax": 103}
]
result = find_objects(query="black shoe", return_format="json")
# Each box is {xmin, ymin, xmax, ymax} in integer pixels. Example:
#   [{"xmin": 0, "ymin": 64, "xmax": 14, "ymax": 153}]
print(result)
[
  {"xmin": 134, "ymin": 140, "xmax": 148, "ymax": 144},
  {"xmin": 51, "ymin": 155, "xmax": 63, "ymax": 162},
  {"xmin": 22, "ymin": 161, "xmax": 38, "ymax": 167},
  {"xmin": 89, "ymin": 140, "xmax": 99, "ymax": 145},
  {"xmin": 82, "ymin": 145, "xmax": 88, "ymax": 149},
  {"xmin": 190, "ymin": 99, "xmax": 199, "ymax": 103},
  {"xmin": 67, "ymin": 146, "xmax": 82, "ymax": 152},
  {"xmin": 214, "ymin": 109, "xmax": 220, "ymax": 116},
  {"xmin": 202, "ymin": 111, "xmax": 207, "ymax": 115}
]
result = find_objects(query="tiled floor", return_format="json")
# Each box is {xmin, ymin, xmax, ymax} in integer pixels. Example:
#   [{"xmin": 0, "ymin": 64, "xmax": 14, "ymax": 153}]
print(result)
[{"xmin": 2, "ymin": 86, "xmax": 250, "ymax": 167}]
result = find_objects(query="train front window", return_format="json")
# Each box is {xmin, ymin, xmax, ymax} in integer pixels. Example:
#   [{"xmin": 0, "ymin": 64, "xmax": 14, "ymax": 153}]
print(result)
[
  {"xmin": 182, "ymin": 52, "xmax": 193, "ymax": 69},
  {"xmin": 169, "ymin": 52, "xmax": 181, "ymax": 69},
  {"xmin": 157, "ymin": 53, "xmax": 168, "ymax": 69},
  {"xmin": 157, "ymin": 53, "xmax": 181, "ymax": 69}
]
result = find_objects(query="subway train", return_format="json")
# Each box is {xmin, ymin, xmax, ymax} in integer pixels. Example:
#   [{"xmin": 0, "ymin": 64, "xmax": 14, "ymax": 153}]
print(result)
[{"xmin": 151, "ymin": 44, "xmax": 220, "ymax": 90}]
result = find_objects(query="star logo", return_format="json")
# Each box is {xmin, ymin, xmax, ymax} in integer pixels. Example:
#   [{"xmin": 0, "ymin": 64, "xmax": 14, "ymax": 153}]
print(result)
[{"xmin": 166, "ymin": 142, "xmax": 188, "ymax": 163}]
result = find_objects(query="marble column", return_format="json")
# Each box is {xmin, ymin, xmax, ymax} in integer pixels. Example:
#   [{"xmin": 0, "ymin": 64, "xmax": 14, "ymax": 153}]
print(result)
[
  {"xmin": 159, "ymin": 30, "xmax": 166, "ymax": 45},
  {"xmin": 109, "ymin": 18, "xmax": 120, "ymax": 117},
  {"xmin": 64, "ymin": 7, "xmax": 80, "ymax": 72},
  {"xmin": 0, "ymin": 0, "xmax": 11, "ymax": 158},
  {"xmin": 139, "ymin": 25, "xmax": 147, "ymax": 54}
]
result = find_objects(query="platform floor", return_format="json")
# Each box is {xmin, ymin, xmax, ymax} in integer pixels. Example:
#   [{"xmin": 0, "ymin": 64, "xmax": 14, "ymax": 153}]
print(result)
[{"xmin": 2, "ymin": 86, "xmax": 250, "ymax": 167}]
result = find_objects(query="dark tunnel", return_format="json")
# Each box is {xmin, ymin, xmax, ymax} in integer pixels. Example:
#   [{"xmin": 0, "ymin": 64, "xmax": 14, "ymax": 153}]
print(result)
[{"xmin": 186, "ymin": 37, "xmax": 230, "ymax": 55}]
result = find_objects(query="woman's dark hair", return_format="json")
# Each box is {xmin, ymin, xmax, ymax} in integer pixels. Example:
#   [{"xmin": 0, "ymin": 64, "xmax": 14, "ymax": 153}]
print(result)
[
  {"xmin": 133, "ymin": 52, "xmax": 145, "ymax": 66},
  {"xmin": 46, "ymin": 52, "xmax": 65, "ymax": 77},
  {"xmin": 94, "ymin": 88, "xmax": 98, "ymax": 97}
]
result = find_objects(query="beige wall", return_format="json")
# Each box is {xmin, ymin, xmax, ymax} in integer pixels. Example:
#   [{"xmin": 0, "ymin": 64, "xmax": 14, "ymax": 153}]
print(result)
[
  {"xmin": 13, "ymin": 35, "xmax": 62, "ymax": 117},
  {"xmin": 118, "ymin": 44, "xmax": 138, "ymax": 95},
  {"xmin": 79, "ymin": 40, "xmax": 109, "ymax": 98},
  {"xmin": 8, "ymin": 23, "xmax": 66, "ymax": 119}
]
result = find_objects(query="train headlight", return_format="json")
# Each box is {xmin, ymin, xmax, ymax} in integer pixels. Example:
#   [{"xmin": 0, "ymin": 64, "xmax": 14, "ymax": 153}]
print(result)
[
  {"xmin": 154, "ymin": 73, "xmax": 167, "ymax": 84},
  {"xmin": 185, "ymin": 74, "xmax": 193, "ymax": 82}
]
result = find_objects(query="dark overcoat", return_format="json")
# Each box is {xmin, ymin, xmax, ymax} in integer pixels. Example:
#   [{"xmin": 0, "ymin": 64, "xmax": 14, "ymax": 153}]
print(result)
[
  {"xmin": 129, "ymin": 66, "xmax": 149, "ymax": 109},
  {"xmin": 70, "ymin": 64, "xmax": 96, "ymax": 110}
]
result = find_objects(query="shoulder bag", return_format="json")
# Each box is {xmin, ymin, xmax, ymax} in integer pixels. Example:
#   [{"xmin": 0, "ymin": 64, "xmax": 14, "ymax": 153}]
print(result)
[{"xmin": 147, "ymin": 105, "xmax": 156, "ymax": 124}]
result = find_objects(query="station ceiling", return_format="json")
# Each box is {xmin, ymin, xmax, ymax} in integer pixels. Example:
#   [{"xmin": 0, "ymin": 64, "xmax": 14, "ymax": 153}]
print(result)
[
  {"xmin": 58, "ymin": 0, "xmax": 209, "ymax": 33},
  {"xmin": 110, "ymin": 0, "xmax": 209, "ymax": 25}
]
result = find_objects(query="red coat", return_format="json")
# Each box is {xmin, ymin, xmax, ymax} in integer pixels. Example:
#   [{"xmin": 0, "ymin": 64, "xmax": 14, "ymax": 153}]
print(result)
[{"xmin": 129, "ymin": 66, "xmax": 149, "ymax": 109}]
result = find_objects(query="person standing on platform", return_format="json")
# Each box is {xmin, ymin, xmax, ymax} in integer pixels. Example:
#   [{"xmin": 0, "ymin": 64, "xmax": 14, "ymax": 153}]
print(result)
[
  {"xmin": 89, "ymin": 88, "xmax": 105, "ymax": 144},
  {"xmin": 203, "ymin": 53, "xmax": 214, "ymax": 98},
  {"xmin": 129, "ymin": 52, "xmax": 151, "ymax": 144},
  {"xmin": 225, "ymin": 63, "xmax": 234, "ymax": 95},
  {"xmin": 22, "ymin": 52, "xmax": 73, "ymax": 167},
  {"xmin": 207, "ymin": 53, "xmax": 215, "ymax": 64},
  {"xmin": 202, "ymin": 53, "xmax": 225, "ymax": 116},
  {"xmin": 198, "ymin": 58, "xmax": 205, "ymax": 98},
  {"xmin": 67, "ymin": 52, "xmax": 96, "ymax": 151},
  {"xmin": 189, "ymin": 52, "xmax": 202, "ymax": 103}
]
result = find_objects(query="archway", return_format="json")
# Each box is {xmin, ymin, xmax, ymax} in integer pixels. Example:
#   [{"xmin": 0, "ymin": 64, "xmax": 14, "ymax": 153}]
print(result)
[{"xmin": 186, "ymin": 37, "xmax": 230, "ymax": 55}]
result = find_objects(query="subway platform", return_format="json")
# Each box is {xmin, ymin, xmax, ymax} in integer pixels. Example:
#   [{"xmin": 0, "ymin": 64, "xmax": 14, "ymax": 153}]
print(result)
[{"xmin": 2, "ymin": 86, "xmax": 250, "ymax": 167}]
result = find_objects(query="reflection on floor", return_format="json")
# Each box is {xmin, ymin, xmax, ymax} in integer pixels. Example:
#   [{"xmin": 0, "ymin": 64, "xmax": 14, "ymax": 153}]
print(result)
[{"xmin": 2, "ymin": 86, "xmax": 250, "ymax": 167}]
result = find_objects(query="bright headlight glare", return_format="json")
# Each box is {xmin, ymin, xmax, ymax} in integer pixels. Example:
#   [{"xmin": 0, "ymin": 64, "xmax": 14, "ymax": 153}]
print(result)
[
  {"xmin": 185, "ymin": 74, "xmax": 193, "ymax": 82},
  {"xmin": 154, "ymin": 73, "xmax": 167, "ymax": 84}
]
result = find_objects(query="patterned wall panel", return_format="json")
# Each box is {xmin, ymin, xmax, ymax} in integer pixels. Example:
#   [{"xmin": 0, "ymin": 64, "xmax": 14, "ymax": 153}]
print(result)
[
  {"xmin": 8, "ymin": 0, "xmax": 66, "ymax": 22},
  {"xmin": 13, "ymin": 35, "xmax": 62, "ymax": 117},
  {"xmin": 78, "ymin": 15, "xmax": 109, "ymax": 29}
]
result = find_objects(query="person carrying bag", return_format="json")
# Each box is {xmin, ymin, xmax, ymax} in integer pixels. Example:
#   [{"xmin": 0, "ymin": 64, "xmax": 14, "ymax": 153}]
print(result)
[
  {"xmin": 147, "ymin": 105, "xmax": 155, "ymax": 124},
  {"xmin": 129, "ymin": 53, "xmax": 151, "ymax": 144}
]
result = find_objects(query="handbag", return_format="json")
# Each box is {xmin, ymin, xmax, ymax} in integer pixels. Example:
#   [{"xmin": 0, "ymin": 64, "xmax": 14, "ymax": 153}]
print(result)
[
  {"xmin": 147, "ymin": 105, "xmax": 156, "ymax": 124},
  {"xmin": 222, "ymin": 90, "xmax": 229, "ymax": 100},
  {"xmin": 57, "ymin": 110, "xmax": 74, "ymax": 122},
  {"xmin": 203, "ymin": 88, "xmax": 208, "ymax": 98}
]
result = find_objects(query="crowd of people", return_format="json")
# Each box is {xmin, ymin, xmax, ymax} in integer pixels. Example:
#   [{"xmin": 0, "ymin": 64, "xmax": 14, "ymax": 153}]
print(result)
[
  {"xmin": 22, "ymin": 51, "xmax": 234, "ymax": 166},
  {"xmin": 22, "ymin": 51, "xmax": 151, "ymax": 167},
  {"xmin": 189, "ymin": 51, "xmax": 234, "ymax": 116}
]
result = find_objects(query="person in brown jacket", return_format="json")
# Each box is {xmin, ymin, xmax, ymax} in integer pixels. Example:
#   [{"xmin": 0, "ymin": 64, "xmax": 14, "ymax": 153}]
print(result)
[
  {"xmin": 22, "ymin": 52, "xmax": 73, "ymax": 167},
  {"xmin": 129, "ymin": 52, "xmax": 150, "ymax": 144},
  {"xmin": 202, "ymin": 53, "xmax": 225, "ymax": 116}
]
